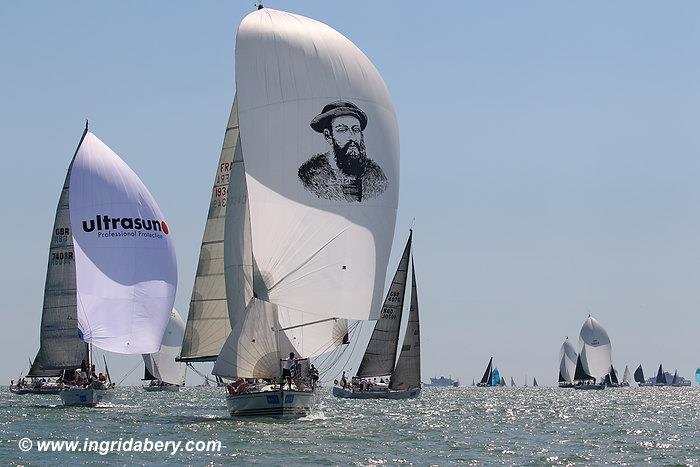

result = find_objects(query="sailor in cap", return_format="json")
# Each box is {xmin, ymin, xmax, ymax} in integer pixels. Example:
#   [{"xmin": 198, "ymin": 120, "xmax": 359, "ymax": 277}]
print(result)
[{"xmin": 298, "ymin": 101, "xmax": 387, "ymax": 202}]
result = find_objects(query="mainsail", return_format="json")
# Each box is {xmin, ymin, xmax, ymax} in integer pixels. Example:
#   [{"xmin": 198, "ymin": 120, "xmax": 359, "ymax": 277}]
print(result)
[
  {"xmin": 578, "ymin": 315, "xmax": 612, "ymax": 382},
  {"xmin": 390, "ymin": 259, "xmax": 421, "ymax": 390},
  {"xmin": 29, "ymin": 128, "xmax": 90, "ymax": 377},
  {"xmin": 634, "ymin": 364, "xmax": 645, "ymax": 383},
  {"xmin": 69, "ymin": 131, "xmax": 177, "ymax": 354},
  {"xmin": 214, "ymin": 8, "xmax": 399, "ymax": 379},
  {"xmin": 357, "ymin": 233, "xmax": 411, "ymax": 378},
  {"xmin": 143, "ymin": 309, "xmax": 187, "ymax": 385},
  {"xmin": 558, "ymin": 337, "xmax": 577, "ymax": 383},
  {"xmin": 180, "ymin": 99, "xmax": 241, "ymax": 362},
  {"xmin": 480, "ymin": 357, "xmax": 494, "ymax": 385},
  {"xmin": 655, "ymin": 364, "xmax": 665, "ymax": 385},
  {"xmin": 574, "ymin": 352, "xmax": 594, "ymax": 382},
  {"xmin": 610, "ymin": 366, "xmax": 619, "ymax": 385}
]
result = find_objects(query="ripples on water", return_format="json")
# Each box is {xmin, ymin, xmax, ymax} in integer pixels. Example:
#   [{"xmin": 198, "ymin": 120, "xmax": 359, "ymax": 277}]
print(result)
[{"xmin": 1, "ymin": 386, "xmax": 699, "ymax": 464}]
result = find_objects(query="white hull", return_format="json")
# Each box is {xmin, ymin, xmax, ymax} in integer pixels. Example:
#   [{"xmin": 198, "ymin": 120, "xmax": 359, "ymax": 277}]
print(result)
[
  {"xmin": 226, "ymin": 390, "xmax": 315, "ymax": 419},
  {"xmin": 332, "ymin": 386, "xmax": 421, "ymax": 399},
  {"xmin": 60, "ymin": 387, "xmax": 114, "ymax": 406},
  {"xmin": 143, "ymin": 385, "xmax": 180, "ymax": 392}
]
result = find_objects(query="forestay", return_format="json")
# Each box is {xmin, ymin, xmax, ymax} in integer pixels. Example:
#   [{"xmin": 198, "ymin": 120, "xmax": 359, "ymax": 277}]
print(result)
[
  {"xmin": 390, "ymin": 260, "xmax": 421, "ymax": 390},
  {"xmin": 143, "ymin": 309, "xmax": 187, "ymax": 385},
  {"xmin": 29, "ymin": 129, "xmax": 90, "ymax": 377},
  {"xmin": 357, "ymin": 233, "xmax": 411, "ymax": 377},
  {"xmin": 69, "ymin": 132, "xmax": 177, "ymax": 354},
  {"xmin": 180, "ymin": 99, "xmax": 240, "ymax": 362}
]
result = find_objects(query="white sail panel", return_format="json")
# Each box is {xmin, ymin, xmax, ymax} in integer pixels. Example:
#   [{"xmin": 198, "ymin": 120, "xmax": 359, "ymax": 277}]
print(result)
[
  {"xmin": 69, "ymin": 132, "xmax": 177, "ymax": 355},
  {"xmin": 143, "ymin": 309, "xmax": 187, "ymax": 385},
  {"xmin": 235, "ymin": 8, "xmax": 399, "ymax": 323},
  {"xmin": 181, "ymin": 99, "xmax": 240, "ymax": 361},
  {"xmin": 390, "ymin": 259, "xmax": 421, "ymax": 390},
  {"xmin": 277, "ymin": 308, "xmax": 348, "ymax": 358},
  {"xmin": 213, "ymin": 298, "xmax": 298, "ymax": 379},
  {"xmin": 578, "ymin": 316, "xmax": 612, "ymax": 381}
]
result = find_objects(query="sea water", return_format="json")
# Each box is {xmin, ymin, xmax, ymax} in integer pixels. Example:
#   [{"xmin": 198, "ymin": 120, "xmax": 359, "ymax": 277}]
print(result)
[{"xmin": 1, "ymin": 386, "xmax": 699, "ymax": 464}]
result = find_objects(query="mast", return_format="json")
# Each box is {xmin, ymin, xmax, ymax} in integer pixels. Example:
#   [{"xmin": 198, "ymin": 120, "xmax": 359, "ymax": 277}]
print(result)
[{"xmin": 357, "ymin": 232, "xmax": 412, "ymax": 378}]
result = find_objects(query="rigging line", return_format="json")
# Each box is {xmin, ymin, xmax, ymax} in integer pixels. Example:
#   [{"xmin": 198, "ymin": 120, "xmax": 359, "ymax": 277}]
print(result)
[
  {"xmin": 327, "ymin": 320, "xmax": 364, "ymax": 382},
  {"xmin": 116, "ymin": 361, "xmax": 142, "ymax": 386},
  {"xmin": 314, "ymin": 321, "xmax": 359, "ymax": 372}
]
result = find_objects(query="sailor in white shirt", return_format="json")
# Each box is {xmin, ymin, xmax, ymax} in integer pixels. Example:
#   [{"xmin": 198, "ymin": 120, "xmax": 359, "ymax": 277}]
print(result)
[{"xmin": 282, "ymin": 352, "xmax": 296, "ymax": 390}]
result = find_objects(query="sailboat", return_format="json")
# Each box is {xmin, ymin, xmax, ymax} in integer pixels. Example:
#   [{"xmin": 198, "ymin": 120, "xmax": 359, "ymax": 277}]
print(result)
[
  {"xmin": 471, "ymin": 378, "xmax": 475, "ymax": 387},
  {"xmin": 558, "ymin": 337, "xmax": 577, "ymax": 388},
  {"xmin": 634, "ymin": 364, "xmax": 652, "ymax": 386},
  {"xmin": 621, "ymin": 365, "xmax": 631, "ymax": 387},
  {"xmin": 533, "ymin": 377, "xmax": 538, "ymax": 387},
  {"xmin": 510, "ymin": 377, "xmax": 516, "ymax": 387},
  {"xmin": 44, "ymin": 125, "xmax": 178, "ymax": 406},
  {"xmin": 333, "ymin": 232, "xmax": 422, "ymax": 399},
  {"xmin": 476, "ymin": 357, "xmax": 495, "ymax": 387},
  {"xmin": 654, "ymin": 364, "xmax": 666, "ymax": 386},
  {"xmin": 205, "ymin": 7, "xmax": 400, "ymax": 418},
  {"xmin": 143, "ymin": 309, "xmax": 187, "ymax": 392},
  {"xmin": 573, "ymin": 316, "xmax": 611, "ymax": 390},
  {"xmin": 695, "ymin": 368, "xmax": 700, "ymax": 386}
]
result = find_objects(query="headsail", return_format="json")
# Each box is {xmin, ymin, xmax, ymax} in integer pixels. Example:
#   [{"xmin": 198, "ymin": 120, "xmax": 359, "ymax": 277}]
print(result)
[
  {"xmin": 634, "ymin": 364, "xmax": 645, "ymax": 383},
  {"xmin": 578, "ymin": 316, "xmax": 612, "ymax": 382},
  {"xmin": 69, "ymin": 132, "xmax": 177, "ymax": 354},
  {"xmin": 491, "ymin": 368, "xmax": 501, "ymax": 386},
  {"xmin": 574, "ymin": 351, "xmax": 594, "ymax": 382},
  {"xmin": 390, "ymin": 259, "xmax": 421, "ymax": 390},
  {"xmin": 143, "ymin": 309, "xmax": 187, "ymax": 385},
  {"xmin": 29, "ymin": 128, "xmax": 90, "ymax": 377},
  {"xmin": 357, "ymin": 233, "xmax": 411, "ymax": 378},
  {"xmin": 180, "ymin": 99, "xmax": 241, "ymax": 362}
]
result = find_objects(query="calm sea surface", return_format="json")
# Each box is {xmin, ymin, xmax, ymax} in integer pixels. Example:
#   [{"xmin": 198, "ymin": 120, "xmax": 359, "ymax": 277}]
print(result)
[{"xmin": 1, "ymin": 385, "xmax": 699, "ymax": 465}]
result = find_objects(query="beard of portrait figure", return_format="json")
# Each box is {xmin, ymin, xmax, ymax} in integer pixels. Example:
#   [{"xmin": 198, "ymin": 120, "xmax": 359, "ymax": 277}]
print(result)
[{"xmin": 332, "ymin": 132, "xmax": 367, "ymax": 178}]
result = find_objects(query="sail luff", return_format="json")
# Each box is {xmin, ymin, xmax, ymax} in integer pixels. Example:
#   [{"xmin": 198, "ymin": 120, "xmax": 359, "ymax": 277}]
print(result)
[
  {"xmin": 29, "ymin": 127, "xmax": 90, "ymax": 377},
  {"xmin": 180, "ymin": 98, "xmax": 240, "ymax": 362},
  {"xmin": 389, "ymin": 256, "xmax": 421, "ymax": 390},
  {"xmin": 356, "ymin": 232, "xmax": 412, "ymax": 378}
]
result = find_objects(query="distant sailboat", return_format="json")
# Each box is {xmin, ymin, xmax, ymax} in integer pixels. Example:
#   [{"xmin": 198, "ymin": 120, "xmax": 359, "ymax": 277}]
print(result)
[
  {"xmin": 695, "ymin": 368, "xmax": 700, "ymax": 385},
  {"xmin": 492, "ymin": 367, "xmax": 502, "ymax": 387},
  {"xmin": 143, "ymin": 309, "xmax": 187, "ymax": 392},
  {"xmin": 477, "ymin": 357, "xmax": 494, "ymax": 387},
  {"xmin": 533, "ymin": 377, "xmax": 538, "ymax": 387},
  {"xmin": 471, "ymin": 378, "xmax": 475, "ymax": 387},
  {"xmin": 558, "ymin": 337, "xmax": 577, "ymax": 388},
  {"xmin": 621, "ymin": 365, "xmax": 631, "ymax": 387},
  {"xmin": 655, "ymin": 364, "xmax": 666, "ymax": 386},
  {"xmin": 634, "ymin": 364, "xmax": 653, "ymax": 386},
  {"xmin": 510, "ymin": 377, "xmax": 516, "ymax": 387},
  {"xmin": 574, "ymin": 316, "xmax": 610, "ymax": 390}
]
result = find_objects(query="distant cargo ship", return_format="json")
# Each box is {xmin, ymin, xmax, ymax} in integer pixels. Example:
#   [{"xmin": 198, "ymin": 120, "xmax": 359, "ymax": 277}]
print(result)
[{"xmin": 430, "ymin": 376, "xmax": 459, "ymax": 387}]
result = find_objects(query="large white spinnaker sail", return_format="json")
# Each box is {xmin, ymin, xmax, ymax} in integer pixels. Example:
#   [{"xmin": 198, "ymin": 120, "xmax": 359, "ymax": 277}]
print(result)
[
  {"xmin": 180, "ymin": 98, "xmax": 241, "ymax": 362},
  {"xmin": 215, "ymin": 8, "xmax": 399, "ymax": 378},
  {"xmin": 143, "ymin": 309, "xmax": 187, "ymax": 385},
  {"xmin": 558, "ymin": 337, "xmax": 577, "ymax": 383},
  {"xmin": 578, "ymin": 315, "xmax": 612, "ymax": 382},
  {"xmin": 69, "ymin": 132, "xmax": 177, "ymax": 354},
  {"xmin": 29, "ymin": 129, "xmax": 90, "ymax": 377}
]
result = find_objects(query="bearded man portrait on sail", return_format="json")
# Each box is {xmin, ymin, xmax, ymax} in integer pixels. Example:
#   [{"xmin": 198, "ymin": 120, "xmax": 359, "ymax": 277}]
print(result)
[{"xmin": 298, "ymin": 101, "xmax": 387, "ymax": 202}]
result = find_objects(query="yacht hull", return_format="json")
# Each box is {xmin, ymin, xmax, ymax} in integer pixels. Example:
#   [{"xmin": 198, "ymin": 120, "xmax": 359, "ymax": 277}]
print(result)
[
  {"xmin": 225, "ymin": 390, "xmax": 315, "ymax": 419},
  {"xmin": 60, "ymin": 387, "xmax": 114, "ymax": 406},
  {"xmin": 10, "ymin": 386, "xmax": 61, "ymax": 395},
  {"xmin": 332, "ymin": 386, "xmax": 420, "ymax": 399}
]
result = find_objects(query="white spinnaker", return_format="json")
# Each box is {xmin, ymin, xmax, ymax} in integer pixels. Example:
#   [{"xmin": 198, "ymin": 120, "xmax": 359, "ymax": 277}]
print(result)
[
  {"xmin": 143, "ymin": 309, "xmax": 187, "ymax": 385},
  {"xmin": 235, "ymin": 9, "xmax": 399, "ymax": 328},
  {"xmin": 69, "ymin": 132, "xmax": 177, "ymax": 354},
  {"xmin": 559, "ymin": 337, "xmax": 577, "ymax": 383},
  {"xmin": 578, "ymin": 316, "xmax": 612, "ymax": 381}
]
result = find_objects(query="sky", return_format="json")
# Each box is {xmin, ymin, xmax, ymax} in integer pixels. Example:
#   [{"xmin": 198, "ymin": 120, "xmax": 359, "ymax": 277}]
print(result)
[{"xmin": 1, "ymin": 1, "xmax": 699, "ymax": 386}]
